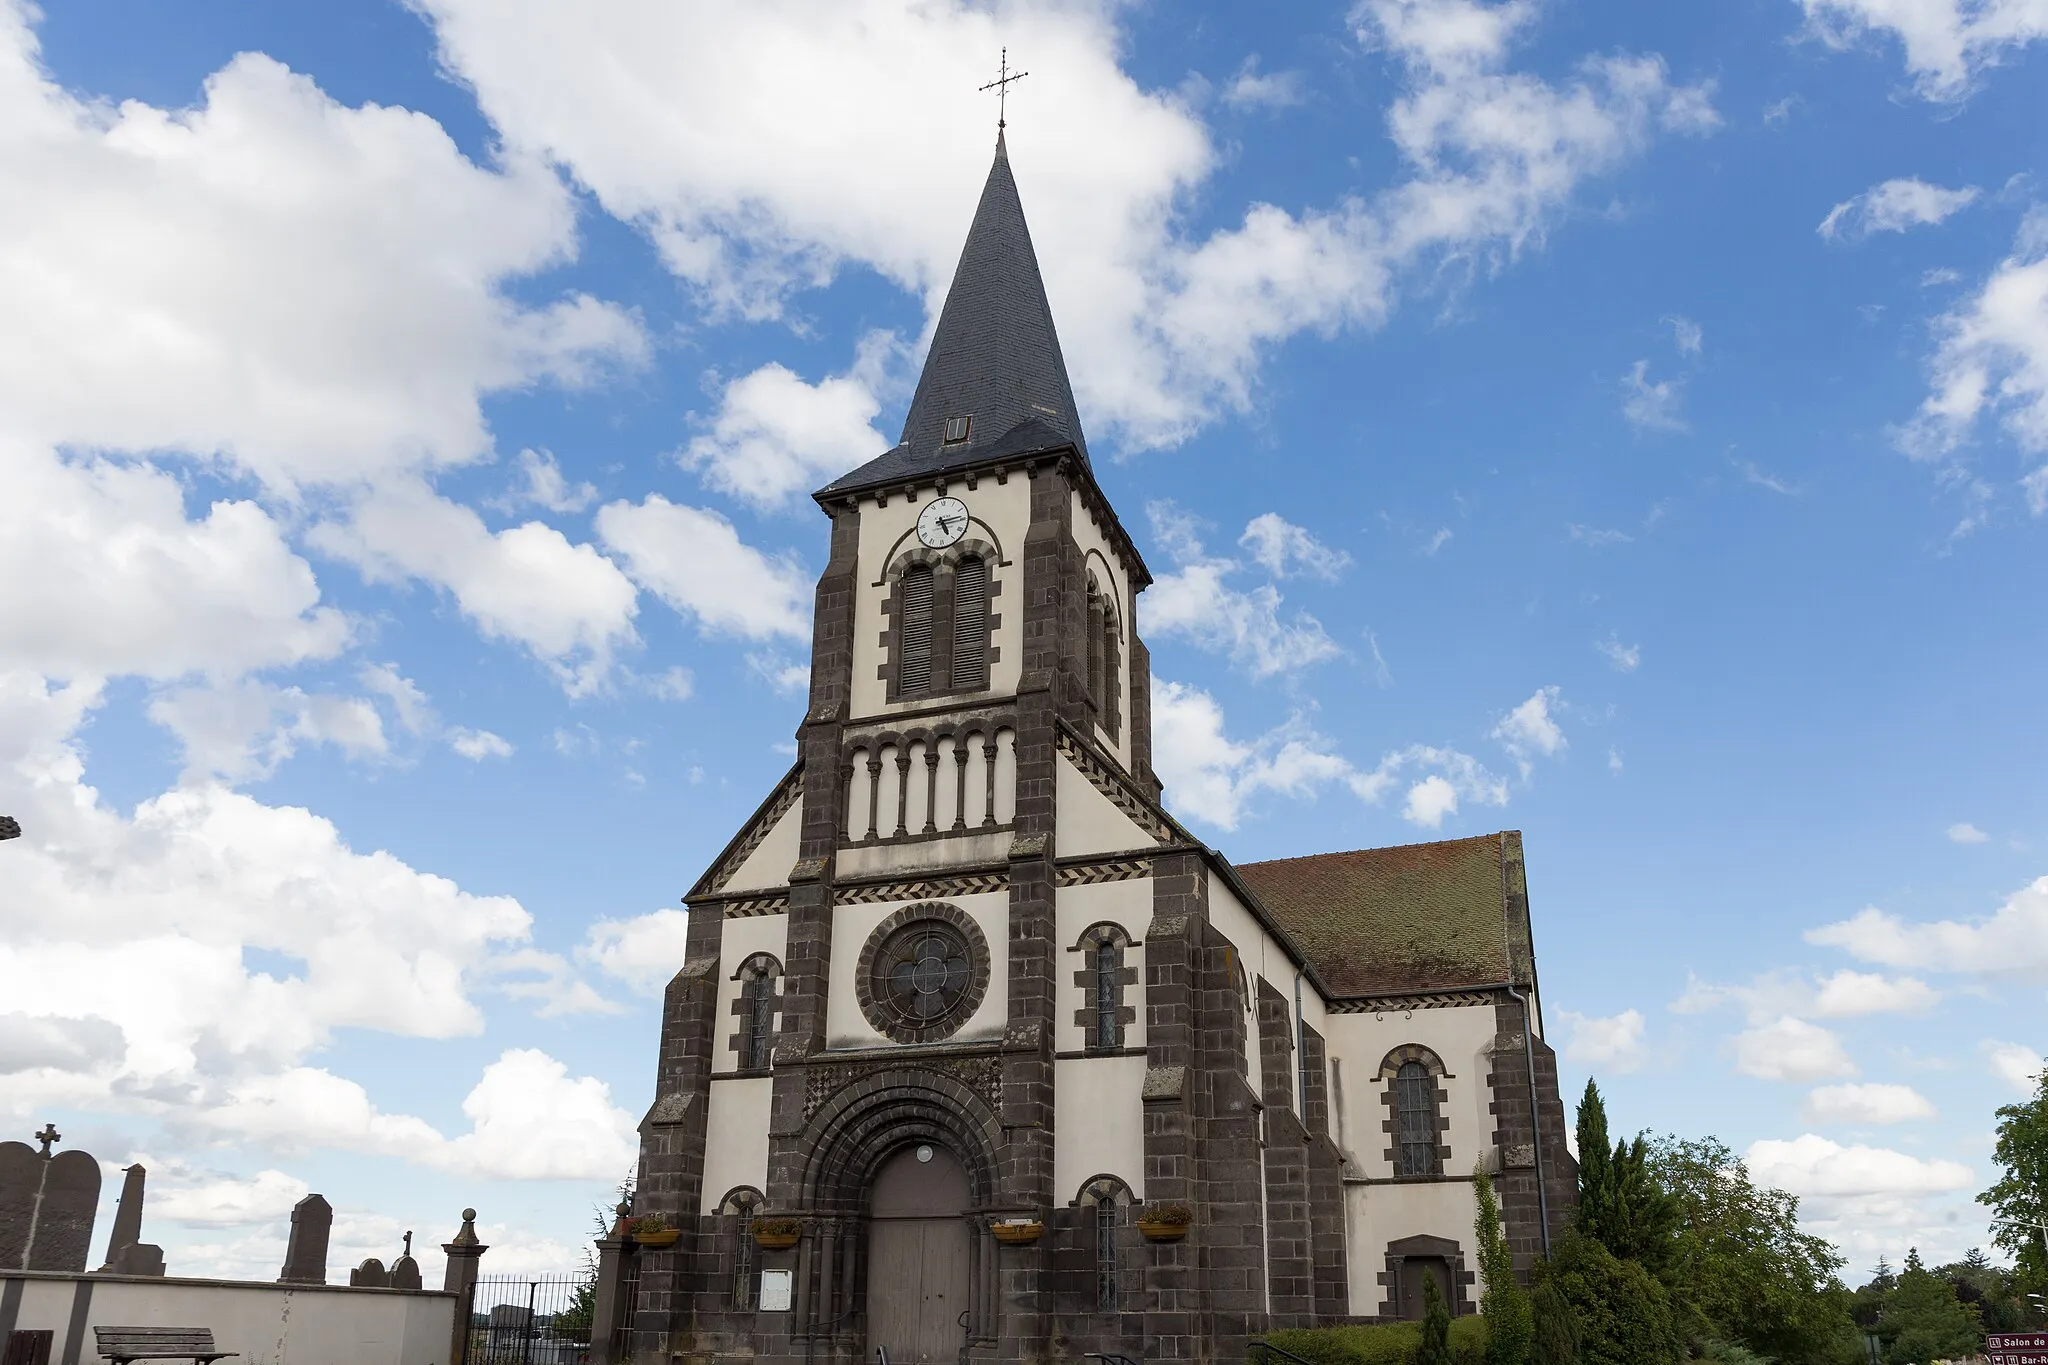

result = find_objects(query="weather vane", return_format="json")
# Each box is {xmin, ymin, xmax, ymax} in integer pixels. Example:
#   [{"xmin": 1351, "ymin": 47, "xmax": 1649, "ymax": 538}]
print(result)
[{"xmin": 979, "ymin": 47, "xmax": 1027, "ymax": 128}]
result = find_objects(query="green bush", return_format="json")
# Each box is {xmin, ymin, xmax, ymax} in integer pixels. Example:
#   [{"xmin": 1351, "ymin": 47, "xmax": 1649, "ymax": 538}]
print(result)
[
  {"xmin": 1261, "ymin": 1316, "xmax": 1488, "ymax": 1365},
  {"xmin": 1538, "ymin": 1232, "xmax": 1684, "ymax": 1365}
]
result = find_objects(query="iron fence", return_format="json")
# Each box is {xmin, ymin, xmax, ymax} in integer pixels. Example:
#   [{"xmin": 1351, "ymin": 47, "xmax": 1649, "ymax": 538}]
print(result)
[{"xmin": 465, "ymin": 1274, "xmax": 592, "ymax": 1365}]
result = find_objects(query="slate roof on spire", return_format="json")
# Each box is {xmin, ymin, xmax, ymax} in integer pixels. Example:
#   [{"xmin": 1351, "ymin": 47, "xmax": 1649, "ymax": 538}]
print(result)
[{"xmin": 819, "ymin": 131, "xmax": 1087, "ymax": 497}]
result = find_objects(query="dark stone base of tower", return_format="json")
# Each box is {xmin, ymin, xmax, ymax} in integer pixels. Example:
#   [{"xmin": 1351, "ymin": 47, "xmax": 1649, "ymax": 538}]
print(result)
[{"xmin": 615, "ymin": 130, "xmax": 1577, "ymax": 1365}]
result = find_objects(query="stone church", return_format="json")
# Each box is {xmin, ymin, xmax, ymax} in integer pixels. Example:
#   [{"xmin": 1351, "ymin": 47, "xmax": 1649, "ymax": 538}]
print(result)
[{"xmin": 629, "ymin": 132, "xmax": 1576, "ymax": 1365}]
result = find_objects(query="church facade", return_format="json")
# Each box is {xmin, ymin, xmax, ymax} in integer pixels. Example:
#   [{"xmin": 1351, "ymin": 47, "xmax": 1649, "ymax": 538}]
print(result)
[{"xmin": 629, "ymin": 134, "xmax": 1576, "ymax": 1365}]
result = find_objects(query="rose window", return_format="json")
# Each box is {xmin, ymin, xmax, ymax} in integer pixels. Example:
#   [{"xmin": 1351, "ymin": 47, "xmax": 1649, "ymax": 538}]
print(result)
[{"xmin": 855, "ymin": 906, "xmax": 990, "ymax": 1044}]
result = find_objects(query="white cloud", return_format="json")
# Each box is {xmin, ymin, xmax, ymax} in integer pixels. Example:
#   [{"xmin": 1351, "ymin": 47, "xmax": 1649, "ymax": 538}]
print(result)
[
  {"xmin": 500, "ymin": 448, "xmax": 597, "ymax": 515},
  {"xmin": 1666, "ymin": 314, "xmax": 1703, "ymax": 356},
  {"xmin": 1819, "ymin": 177, "xmax": 1980, "ymax": 240},
  {"xmin": 1801, "ymin": 1082, "xmax": 1938, "ymax": 1125},
  {"xmin": 1622, "ymin": 359, "xmax": 1687, "ymax": 431},
  {"xmin": 1900, "ymin": 212, "xmax": 2048, "ymax": 471},
  {"xmin": 1746, "ymin": 1131, "xmax": 1979, "ymax": 1268},
  {"xmin": 580, "ymin": 909, "xmax": 693, "ymax": 994},
  {"xmin": 412, "ymin": 0, "xmax": 1713, "ymax": 450},
  {"xmin": 1491, "ymin": 686, "xmax": 1566, "ymax": 773},
  {"xmin": 148, "ymin": 680, "xmax": 388, "ymax": 782},
  {"xmin": 0, "ymin": 442, "xmax": 351, "ymax": 683},
  {"xmin": 448, "ymin": 728, "xmax": 513, "ymax": 760},
  {"xmin": 1799, "ymin": 0, "xmax": 2048, "ymax": 101},
  {"xmin": 596, "ymin": 495, "xmax": 811, "ymax": 641},
  {"xmin": 1676, "ymin": 967, "xmax": 1939, "ymax": 1023},
  {"xmin": 1733, "ymin": 1016, "xmax": 1858, "ymax": 1082},
  {"xmin": 1238, "ymin": 513, "xmax": 1352, "ymax": 580},
  {"xmin": 680, "ymin": 333, "xmax": 897, "ymax": 509},
  {"xmin": 1223, "ymin": 56, "xmax": 1310, "ymax": 111},
  {"xmin": 312, "ymin": 480, "xmax": 642, "ymax": 697},
  {"xmin": 1144, "ymin": 505, "xmax": 1342, "ymax": 678},
  {"xmin": 1808, "ymin": 875, "xmax": 2048, "ymax": 975},
  {"xmin": 1559, "ymin": 1008, "xmax": 1650, "ymax": 1073},
  {"xmin": 1149, "ymin": 678, "xmax": 1508, "ymax": 831},
  {"xmin": 1947, "ymin": 821, "xmax": 1990, "ymax": 843},
  {"xmin": 1984, "ymin": 1039, "xmax": 2044, "ymax": 1093},
  {"xmin": 150, "ymin": 1169, "xmax": 312, "ymax": 1227},
  {"xmin": 0, "ymin": 10, "xmax": 642, "ymax": 493},
  {"xmin": 1596, "ymin": 636, "xmax": 1641, "ymax": 671},
  {"xmin": 0, "ymin": 1013, "xmax": 125, "ymax": 1075}
]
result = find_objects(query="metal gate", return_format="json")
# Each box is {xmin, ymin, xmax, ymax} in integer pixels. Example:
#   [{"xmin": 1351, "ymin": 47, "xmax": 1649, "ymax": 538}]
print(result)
[{"xmin": 464, "ymin": 1275, "xmax": 591, "ymax": 1365}]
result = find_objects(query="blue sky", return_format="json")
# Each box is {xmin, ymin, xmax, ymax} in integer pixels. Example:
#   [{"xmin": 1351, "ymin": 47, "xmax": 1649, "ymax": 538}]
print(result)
[{"xmin": 1, "ymin": 0, "xmax": 2045, "ymax": 1282}]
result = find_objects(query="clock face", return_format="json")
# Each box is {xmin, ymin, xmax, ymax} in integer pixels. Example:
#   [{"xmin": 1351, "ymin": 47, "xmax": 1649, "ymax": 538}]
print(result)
[{"xmin": 916, "ymin": 496, "xmax": 970, "ymax": 549}]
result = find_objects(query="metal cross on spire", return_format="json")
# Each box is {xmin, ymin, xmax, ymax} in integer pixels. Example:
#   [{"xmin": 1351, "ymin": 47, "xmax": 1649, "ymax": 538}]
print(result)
[
  {"xmin": 34, "ymin": 1123, "xmax": 60, "ymax": 1157},
  {"xmin": 979, "ymin": 47, "xmax": 1027, "ymax": 128}
]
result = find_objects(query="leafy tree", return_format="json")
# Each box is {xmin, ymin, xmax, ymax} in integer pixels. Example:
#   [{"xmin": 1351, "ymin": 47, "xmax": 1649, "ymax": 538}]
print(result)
[
  {"xmin": 1883, "ymin": 1248, "xmax": 1979, "ymax": 1365},
  {"xmin": 1981, "ymin": 1052, "xmax": 2048, "ymax": 1294},
  {"xmin": 1473, "ymin": 1168, "xmax": 1532, "ymax": 1365},
  {"xmin": 1537, "ymin": 1232, "xmax": 1683, "ymax": 1365},
  {"xmin": 1648, "ymin": 1136, "xmax": 1860, "ymax": 1363},
  {"xmin": 1416, "ymin": 1274, "xmax": 1455, "ymax": 1365},
  {"xmin": 1529, "ymin": 1278, "xmax": 1580, "ymax": 1365},
  {"xmin": 1573, "ymin": 1081, "xmax": 1678, "ymax": 1272}
]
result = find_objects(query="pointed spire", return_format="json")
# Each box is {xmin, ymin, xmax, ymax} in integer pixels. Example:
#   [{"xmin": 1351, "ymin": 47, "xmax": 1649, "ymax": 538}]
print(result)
[{"xmin": 819, "ymin": 138, "xmax": 1086, "ymax": 496}]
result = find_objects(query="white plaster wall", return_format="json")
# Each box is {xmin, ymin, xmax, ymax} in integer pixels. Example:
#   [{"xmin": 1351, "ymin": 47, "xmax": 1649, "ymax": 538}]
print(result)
[
  {"xmin": 5, "ymin": 1273, "xmax": 456, "ymax": 1365},
  {"xmin": 711, "ymin": 915, "xmax": 791, "ymax": 1075},
  {"xmin": 837, "ymin": 829, "xmax": 1013, "ymax": 879},
  {"xmin": 701, "ymin": 1075, "xmax": 775, "ymax": 1214},
  {"xmin": 824, "ymin": 891, "xmax": 1009, "ymax": 1049},
  {"xmin": 1342, "ymin": 1179, "xmax": 1484, "ymax": 1314},
  {"xmin": 1053, "ymin": 880, "xmax": 1152, "ymax": 1053},
  {"xmin": 722, "ymin": 798, "xmax": 803, "ymax": 893},
  {"xmin": 848, "ymin": 476, "xmax": 1033, "ymax": 720},
  {"xmin": 1053, "ymin": 1055, "xmax": 1147, "ymax": 1204},
  {"xmin": 1321, "ymin": 1005, "xmax": 1499, "ymax": 1177},
  {"xmin": 1054, "ymin": 753, "xmax": 1156, "ymax": 857},
  {"xmin": 1068, "ymin": 490, "xmax": 1134, "ymax": 771}
]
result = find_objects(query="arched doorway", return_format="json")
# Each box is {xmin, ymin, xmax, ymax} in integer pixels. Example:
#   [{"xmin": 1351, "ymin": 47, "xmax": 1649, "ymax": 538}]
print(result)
[{"xmin": 866, "ymin": 1142, "xmax": 970, "ymax": 1365}]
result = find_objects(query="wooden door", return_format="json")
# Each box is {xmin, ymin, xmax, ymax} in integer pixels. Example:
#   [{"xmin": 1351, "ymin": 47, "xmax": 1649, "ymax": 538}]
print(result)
[
  {"xmin": 867, "ymin": 1144, "xmax": 971, "ymax": 1365},
  {"xmin": 1395, "ymin": 1255, "xmax": 1451, "ymax": 1318}
]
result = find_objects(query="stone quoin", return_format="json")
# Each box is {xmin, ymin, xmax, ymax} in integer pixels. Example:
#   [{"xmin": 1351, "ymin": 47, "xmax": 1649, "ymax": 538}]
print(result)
[{"xmin": 621, "ymin": 130, "xmax": 1577, "ymax": 1365}]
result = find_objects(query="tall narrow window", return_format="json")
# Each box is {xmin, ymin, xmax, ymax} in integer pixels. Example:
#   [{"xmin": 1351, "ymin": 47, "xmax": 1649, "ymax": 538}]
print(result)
[
  {"xmin": 1094, "ymin": 1196, "xmax": 1118, "ymax": 1311},
  {"xmin": 1394, "ymin": 1061, "xmax": 1441, "ymax": 1175},
  {"xmin": 1100, "ymin": 605, "xmax": 1121, "ymax": 738},
  {"xmin": 1086, "ymin": 583, "xmax": 1105, "ymax": 706},
  {"xmin": 952, "ymin": 555, "xmax": 988, "ymax": 690},
  {"xmin": 898, "ymin": 564, "xmax": 935, "ymax": 694},
  {"xmin": 733, "ymin": 955, "xmax": 781, "ymax": 1072},
  {"xmin": 1095, "ymin": 941, "xmax": 1119, "ymax": 1049}
]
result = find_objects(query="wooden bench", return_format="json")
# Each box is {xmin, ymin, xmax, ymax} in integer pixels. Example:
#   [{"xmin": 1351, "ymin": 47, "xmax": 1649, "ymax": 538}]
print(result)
[{"xmin": 91, "ymin": 1328, "xmax": 238, "ymax": 1365}]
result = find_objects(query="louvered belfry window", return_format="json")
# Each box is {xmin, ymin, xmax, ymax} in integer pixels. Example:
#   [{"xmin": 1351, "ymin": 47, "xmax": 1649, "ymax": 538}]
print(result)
[
  {"xmin": 898, "ymin": 563, "xmax": 935, "ymax": 694},
  {"xmin": 1086, "ymin": 585, "xmax": 1106, "ymax": 705},
  {"xmin": 952, "ymin": 555, "xmax": 988, "ymax": 690},
  {"xmin": 1394, "ymin": 1061, "xmax": 1442, "ymax": 1175}
]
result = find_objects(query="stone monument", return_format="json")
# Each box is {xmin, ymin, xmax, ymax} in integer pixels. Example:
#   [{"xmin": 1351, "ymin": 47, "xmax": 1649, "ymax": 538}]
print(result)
[
  {"xmin": 277, "ymin": 1192, "xmax": 333, "ymax": 1285},
  {"xmin": 97, "ymin": 1162, "xmax": 166, "ymax": 1276},
  {"xmin": 0, "ymin": 1124, "xmax": 101, "ymax": 1272}
]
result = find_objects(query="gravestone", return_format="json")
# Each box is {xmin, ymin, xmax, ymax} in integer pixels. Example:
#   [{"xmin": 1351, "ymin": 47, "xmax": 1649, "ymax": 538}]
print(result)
[
  {"xmin": 389, "ymin": 1231, "xmax": 422, "ymax": 1291},
  {"xmin": 277, "ymin": 1193, "xmax": 333, "ymax": 1285},
  {"xmin": 98, "ymin": 1163, "xmax": 166, "ymax": 1276},
  {"xmin": 0, "ymin": 1127, "xmax": 101, "ymax": 1273},
  {"xmin": 349, "ymin": 1257, "xmax": 390, "ymax": 1288}
]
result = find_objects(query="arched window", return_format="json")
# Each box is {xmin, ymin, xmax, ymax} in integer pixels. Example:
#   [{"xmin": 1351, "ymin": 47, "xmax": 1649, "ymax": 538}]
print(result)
[
  {"xmin": 1071, "ymin": 924, "xmax": 1135, "ymax": 1052},
  {"xmin": 896, "ymin": 562, "xmax": 935, "ymax": 696},
  {"xmin": 1076, "ymin": 1177, "xmax": 1130, "ymax": 1312},
  {"xmin": 1099, "ymin": 598, "xmax": 1121, "ymax": 738},
  {"xmin": 1394, "ymin": 1061, "xmax": 1442, "ymax": 1176},
  {"xmin": 1085, "ymin": 579, "xmax": 1106, "ymax": 707},
  {"xmin": 719, "ymin": 1187, "xmax": 763, "ymax": 1309},
  {"xmin": 952, "ymin": 555, "xmax": 988, "ymax": 691},
  {"xmin": 731, "ymin": 955, "xmax": 782, "ymax": 1072}
]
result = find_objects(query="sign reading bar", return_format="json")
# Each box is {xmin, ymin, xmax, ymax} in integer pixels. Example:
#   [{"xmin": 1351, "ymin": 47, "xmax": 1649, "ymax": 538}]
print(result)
[{"xmin": 1983, "ymin": 1353, "xmax": 2047, "ymax": 1364}]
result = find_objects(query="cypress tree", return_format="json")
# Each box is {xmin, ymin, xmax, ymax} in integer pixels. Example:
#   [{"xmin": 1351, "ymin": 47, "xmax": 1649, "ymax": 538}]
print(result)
[
  {"xmin": 1574, "ymin": 1079, "xmax": 1677, "ymax": 1272},
  {"xmin": 1531, "ymin": 1277, "xmax": 1581, "ymax": 1365},
  {"xmin": 1576, "ymin": 1079, "xmax": 1616, "ymax": 1239},
  {"xmin": 1417, "ymin": 1273, "xmax": 1455, "ymax": 1365},
  {"xmin": 1475, "ymin": 1168, "xmax": 1533, "ymax": 1365}
]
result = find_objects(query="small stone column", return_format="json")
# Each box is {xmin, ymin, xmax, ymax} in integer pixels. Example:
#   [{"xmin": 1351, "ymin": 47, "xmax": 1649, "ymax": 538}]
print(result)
[
  {"xmin": 443, "ymin": 1207, "xmax": 490, "ymax": 1365},
  {"xmin": 588, "ymin": 1203, "xmax": 634, "ymax": 1365}
]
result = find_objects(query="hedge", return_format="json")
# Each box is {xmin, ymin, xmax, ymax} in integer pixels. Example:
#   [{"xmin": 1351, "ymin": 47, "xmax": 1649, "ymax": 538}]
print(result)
[{"xmin": 1261, "ymin": 1317, "xmax": 1489, "ymax": 1365}]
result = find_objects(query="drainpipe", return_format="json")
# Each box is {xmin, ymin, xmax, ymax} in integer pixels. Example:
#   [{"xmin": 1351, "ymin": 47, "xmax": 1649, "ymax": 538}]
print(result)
[{"xmin": 1500, "ymin": 834, "xmax": 1551, "ymax": 1258}]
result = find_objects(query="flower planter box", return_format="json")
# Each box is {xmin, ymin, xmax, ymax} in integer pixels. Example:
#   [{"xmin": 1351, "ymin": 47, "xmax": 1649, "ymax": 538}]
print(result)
[
  {"xmin": 990, "ymin": 1221, "xmax": 1043, "ymax": 1245},
  {"xmin": 633, "ymin": 1228, "xmax": 681, "ymax": 1248},
  {"xmin": 752, "ymin": 1223, "xmax": 803, "ymax": 1250},
  {"xmin": 1136, "ymin": 1211, "xmax": 1192, "ymax": 1242}
]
